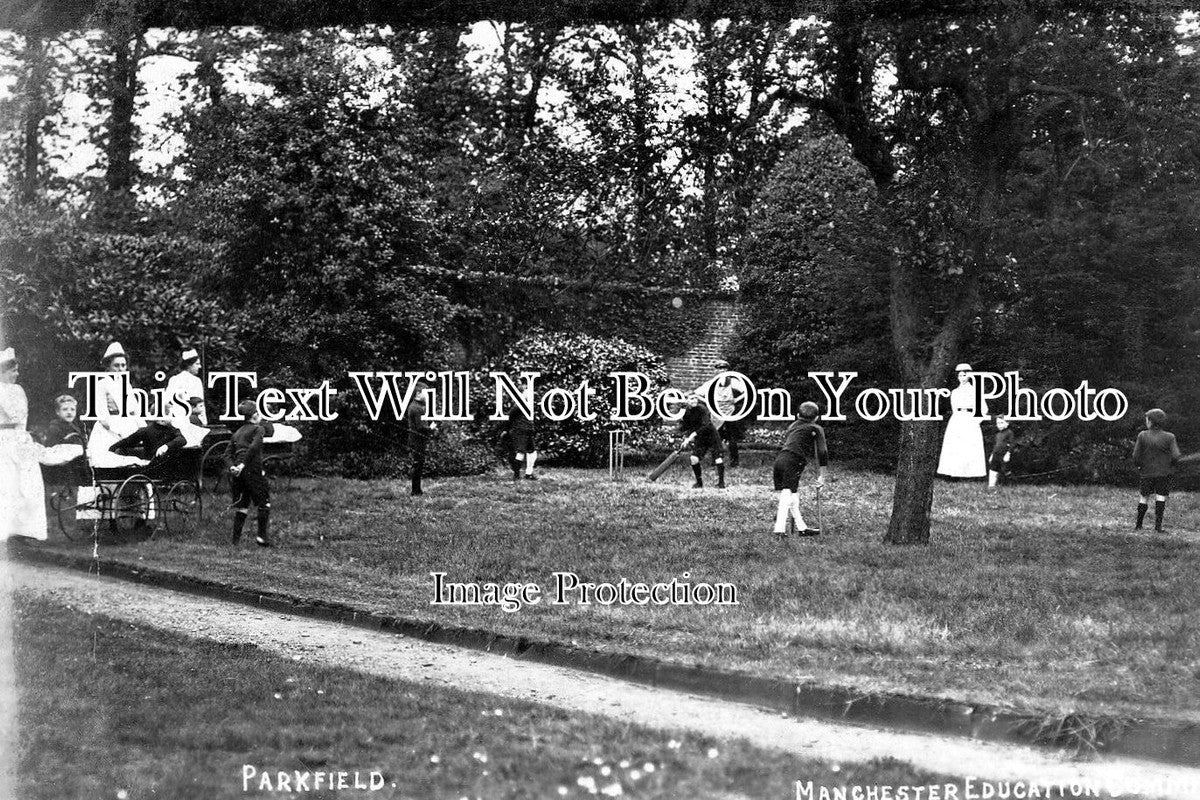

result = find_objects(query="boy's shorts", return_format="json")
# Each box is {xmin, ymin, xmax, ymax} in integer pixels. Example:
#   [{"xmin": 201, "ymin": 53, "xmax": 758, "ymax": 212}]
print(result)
[
  {"xmin": 718, "ymin": 419, "xmax": 744, "ymax": 441},
  {"xmin": 988, "ymin": 453, "xmax": 1008, "ymax": 472},
  {"xmin": 512, "ymin": 431, "xmax": 536, "ymax": 453},
  {"xmin": 1139, "ymin": 475, "xmax": 1171, "ymax": 497},
  {"xmin": 773, "ymin": 451, "xmax": 806, "ymax": 492},
  {"xmin": 690, "ymin": 434, "xmax": 725, "ymax": 462},
  {"xmin": 231, "ymin": 468, "xmax": 271, "ymax": 509}
]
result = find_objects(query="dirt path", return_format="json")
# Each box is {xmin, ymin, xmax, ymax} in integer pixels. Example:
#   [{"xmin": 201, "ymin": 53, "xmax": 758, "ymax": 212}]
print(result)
[{"xmin": 7, "ymin": 560, "xmax": 1200, "ymax": 799}]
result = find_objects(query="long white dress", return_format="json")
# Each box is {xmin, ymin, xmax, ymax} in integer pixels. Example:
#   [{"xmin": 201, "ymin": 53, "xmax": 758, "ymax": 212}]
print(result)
[
  {"xmin": 0, "ymin": 382, "xmax": 48, "ymax": 540},
  {"xmin": 87, "ymin": 373, "xmax": 146, "ymax": 468},
  {"xmin": 937, "ymin": 382, "xmax": 987, "ymax": 478}
]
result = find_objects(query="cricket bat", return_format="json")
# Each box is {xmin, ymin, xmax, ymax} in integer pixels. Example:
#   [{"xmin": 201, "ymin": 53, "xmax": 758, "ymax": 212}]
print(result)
[{"xmin": 647, "ymin": 443, "xmax": 686, "ymax": 482}]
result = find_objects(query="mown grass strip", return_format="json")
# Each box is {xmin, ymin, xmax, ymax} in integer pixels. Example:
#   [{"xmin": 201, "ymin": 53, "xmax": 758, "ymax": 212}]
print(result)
[
  {"xmin": 41, "ymin": 468, "xmax": 1200, "ymax": 722},
  {"xmin": 13, "ymin": 597, "xmax": 946, "ymax": 800}
]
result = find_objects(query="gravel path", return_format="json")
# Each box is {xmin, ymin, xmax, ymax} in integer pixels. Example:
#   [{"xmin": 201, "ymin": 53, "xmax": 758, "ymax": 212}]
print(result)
[{"xmin": 8, "ymin": 560, "xmax": 1200, "ymax": 799}]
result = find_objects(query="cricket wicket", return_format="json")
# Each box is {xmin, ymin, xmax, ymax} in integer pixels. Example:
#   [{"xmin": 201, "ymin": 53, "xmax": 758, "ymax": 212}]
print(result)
[{"xmin": 608, "ymin": 429, "xmax": 628, "ymax": 480}]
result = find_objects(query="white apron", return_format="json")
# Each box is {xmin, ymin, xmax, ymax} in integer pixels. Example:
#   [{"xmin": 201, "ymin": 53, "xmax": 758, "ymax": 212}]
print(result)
[
  {"xmin": 87, "ymin": 373, "xmax": 146, "ymax": 468},
  {"xmin": 0, "ymin": 382, "xmax": 48, "ymax": 540},
  {"xmin": 937, "ymin": 383, "xmax": 987, "ymax": 478}
]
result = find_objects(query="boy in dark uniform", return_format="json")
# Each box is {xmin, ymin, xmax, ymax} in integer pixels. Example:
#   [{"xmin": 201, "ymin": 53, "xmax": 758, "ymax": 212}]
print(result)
[
  {"xmin": 112, "ymin": 418, "xmax": 186, "ymax": 464},
  {"xmin": 506, "ymin": 402, "xmax": 538, "ymax": 481},
  {"xmin": 42, "ymin": 395, "xmax": 86, "ymax": 446},
  {"xmin": 679, "ymin": 393, "xmax": 725, "ymax": 489},
  {"xmin": 41, "ymin": 394, "xmax": 88, "ymax": 491},
  {"xmin": 772, "ymin": 401, "xmax": 827, "ymax": 537},
  {"xmin": 1133, "ymin": 408, "xmax": 1180, "ymax": 532},
  {"xmin": 227, "ymin": 399, "xmax": 274, "ymax": 547},
  {"xmin": 406, "ymin": 381, "xmax": 438, "ymax": 496},
  {"xmin": 987, "ymin": 416, "xmax": 1014, "ymax": 489}
]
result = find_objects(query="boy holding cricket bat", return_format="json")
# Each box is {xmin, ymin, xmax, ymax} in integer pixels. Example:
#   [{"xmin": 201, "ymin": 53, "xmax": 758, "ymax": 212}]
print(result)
[
  {"xmin": 679, "ymin": 393, "xmax": 725, "ymax": 489},
  {"xmin": 773, "ymin": 401, "xmax": 827, "ymax": 537}
]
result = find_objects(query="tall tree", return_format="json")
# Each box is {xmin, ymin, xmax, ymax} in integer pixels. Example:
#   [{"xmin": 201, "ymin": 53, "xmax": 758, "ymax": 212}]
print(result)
[
  {"xmin": 677, "ymin": 16, "xmax": 795, "ymax": 276},
  {"xmin": 83, "ymin": 0, "xmax": 148, "ymax": 216},
  {"xmin": 775, "ymin": 3, "xmax": 1199, "ymax": 543},
  {"xmin": 177, "ymin": 31, "xmax": 457, "ymax": 380},
  {"xmin": 16, "ymin": 31, "xmax": 48, "ymax": 203}
]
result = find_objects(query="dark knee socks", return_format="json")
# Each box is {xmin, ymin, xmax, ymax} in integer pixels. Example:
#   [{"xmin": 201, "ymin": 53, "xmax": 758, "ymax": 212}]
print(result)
[
  {"xmin": 1138, "ymin": 500, "xmax": 1167, "ymax": 530},
  {"xmin": 716, "ymin": 463, "xmax": 726, "ymax": 487},
  {"xmin": 232, "ymin": 511, "xmax": 247, "ymax": 543},
  {"xmin": 257, "ymin": 508, "xmax": 270, "ymax": 541},
  {"xmin": 691, "ymin": 463, "xmax": 702, "ymax": 485}
]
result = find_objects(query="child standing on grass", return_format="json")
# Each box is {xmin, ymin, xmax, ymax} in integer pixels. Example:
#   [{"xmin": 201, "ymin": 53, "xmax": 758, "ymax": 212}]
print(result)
[
  {"xmin": 227, "ymin": 399, "xmax": 274, "ymax": 548},
  {"xmin": 406, "ymin": 380, "xmax": 438, "ymax": 496},
  {"xmin": 507, "ymin": 402, "xmax": 538, "ymax": 482},
  {"xmin": 679, "ymin": 393, "xmax": 725, "ymax": 489},
  {"xmin": 987, "ymin": 416, "xmax": 1014, "ymax": 489},
  {"xmin": 1133, "ymin": 408, "xmax": 1180, "ymax": 533},
  {"xmin": 772, "ymin": 401, "xmax": 827, "ymax": 537}
]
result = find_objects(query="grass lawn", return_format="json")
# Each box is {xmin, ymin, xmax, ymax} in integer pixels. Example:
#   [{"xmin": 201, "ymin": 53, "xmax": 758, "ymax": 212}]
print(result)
[
  {"xmin": 12, "ymin": 597, "xmax": 945, "ymax": 800},
  {"xmin": 44, "ymin": 466, "xmax": 1200, "ymax": 724}
]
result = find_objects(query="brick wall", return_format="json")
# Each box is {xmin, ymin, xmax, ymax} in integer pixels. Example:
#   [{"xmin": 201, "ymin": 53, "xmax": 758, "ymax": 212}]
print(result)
[{"xmin": 664, "ymin": 299, "xmax": 744, "ymax": 390}]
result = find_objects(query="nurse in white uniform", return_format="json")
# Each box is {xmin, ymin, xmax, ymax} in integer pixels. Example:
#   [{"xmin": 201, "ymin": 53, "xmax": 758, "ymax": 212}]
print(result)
[
  {"xmin": 87, "ymin": 342, "xmax": 147, "ymax": 468},
  {"xmin": 936, "ymin": 362, "xmax": 988, "ymax": 479},
  {"xmin": 165, "ymin": 347, "xmax": 206, "ymax": 424},
  {"xmin": 0, "ymin": 348, "xmax": 48, "ymax": 541}
]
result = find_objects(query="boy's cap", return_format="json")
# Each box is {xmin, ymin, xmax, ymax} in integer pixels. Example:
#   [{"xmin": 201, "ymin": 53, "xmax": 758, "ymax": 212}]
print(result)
[
  {"xmin": 1146, "ymin": 408, "xmax": 1167, "ymax": 426},
  {"xmin": 954, "ymin": 362, "xmax": 973, "ymax": 372},
  {"xmin": 188, "ymin": 396, "xmax": 204, "ymax": 406},
  {"xmin": 103, "ymin": 341, "xmax": 125, "ymax": 360},
  {"xmin": 54, "ymin": 394, "xmax": 76, "ymax": 407},
  {"xmin": 238, "ymin": 400, "xmax": 258, "ymax": 419},
  {"xmin": 798, "ymin": 401, "xmax": 820, "ymax": 419},
  {"xmin": 181, "ymin": 347, "xmax": 199, "ymax": 363},
  {"xmin": 712, "ymin": 360, "xmax": 730, "ymax": 369}
]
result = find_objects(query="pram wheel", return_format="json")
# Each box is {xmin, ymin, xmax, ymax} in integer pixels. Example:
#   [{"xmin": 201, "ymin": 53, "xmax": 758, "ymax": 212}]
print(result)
[
  {"xmin": 202, "ymin": 441, "xmax": 230, "ymax": 496},
  {"xmin": 49, "ymin": 483, "xmax": 84, "ymax": 541},
  {"xmin": 160, "ymin": 480, "xmax": 200, "ymax": 538},
  {"xmin": 111, "ymin": 474, "xmax": 156, "ymax": 536}
]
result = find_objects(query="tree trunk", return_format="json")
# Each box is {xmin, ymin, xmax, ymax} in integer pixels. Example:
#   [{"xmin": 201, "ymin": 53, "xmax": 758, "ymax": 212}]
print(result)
[
  {"xmin": 102, "ymin": 26, "xmax": 143, "ymax": 208},
  {"xmin": 19, "ymin": 32, "xmax": 48, "ymax": 204},
  {"xmin": 883, "ymin": 218, "xmax": 983, "ymax": 545},
  {"xmin": 884, "ymin": 418, "xmax": 944, "ymax": 543}
]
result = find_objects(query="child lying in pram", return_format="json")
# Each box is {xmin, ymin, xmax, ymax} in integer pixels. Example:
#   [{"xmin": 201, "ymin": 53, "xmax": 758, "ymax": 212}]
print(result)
[{"xmin": 109, "ymin": 416, "xmax": 210, "ymax": 469}]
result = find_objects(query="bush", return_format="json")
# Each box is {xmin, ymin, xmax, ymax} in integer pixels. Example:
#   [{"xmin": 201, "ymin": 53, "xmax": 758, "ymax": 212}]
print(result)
[
  {"xmin": 472, "ymin": 332, "xmax": 670, "ymax": 467},
  {"xmin": 0, "ymin": 205, "xmax": 245, "ymax": 414},
  {"xmin": 302, "ymin": 388, "xmax": 499, "ymax": 480}
]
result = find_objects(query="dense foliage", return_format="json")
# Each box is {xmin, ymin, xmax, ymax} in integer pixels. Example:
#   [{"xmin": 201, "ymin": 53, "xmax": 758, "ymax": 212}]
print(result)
[
  {"xmin": 0, "ymin": 204, "xmax": 244, "ymax": 411},
  {"xmin": 733, "ymin": 136, "xmax": 893, "ymax": 395},
  {"xmin": 473, "ymin": 332, "xmax": 670, "ymax": 466},
  {"xmin": 2, "ymin": 8, "xmax": 1199, "ymax": 490}
]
